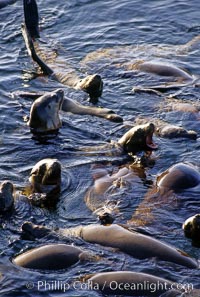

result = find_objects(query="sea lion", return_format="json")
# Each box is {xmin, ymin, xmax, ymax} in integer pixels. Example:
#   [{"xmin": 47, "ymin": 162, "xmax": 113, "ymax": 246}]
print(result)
[
  {"xmin": 0, "ymin": 181, "xmax": 14, "ymax": 213},
  {"xmin": 22, "ymin": 0, "xmax": 103, "ymax": 103},
  {"xmin": 15, "ymin": 88, "xmax": 123, "ymax": 124},
  {"xmin": 87, "ymin": 271, "xmax": 181, "ymax": 296},
  {"xmin": 85, "ymin": 164, "xmax": 146, "ymax": 222},
  {"xmin": 156, "ymin": 163, "xmax": 200, "ymax": 192},
  {"xmin": 67, "ymin": 122, "xmax": 157, "ymax": 158},
  {"xmin": 129, "ymin": 163, "xmax": 200, "ymax": 226},
  {"xmin": 21, "ymin": 222, "xmax": 198, "ymax": 269},
  {"xmin": 118, "ymin": 123, "xmax": 158, "ymax": 153},
  {"xmin": 134, "ymin": 117, "xmax": 197, "ymax": 140},
  {"xmin": 28, "ymin": 88, "xmax": 64, "ymax": 134},
  {"xmin": 13, "ymin": 244, "xmax": 85, "ymax": 270},
  {"xmin": 81, "ymin": 35, "xmax": 200, "ymax": 93},
  {"xmin": 183, "ymin": 214, "xmax": 200, "ymax": 247},
  {"xmin": 27, "ymin": 158, "xmax": 61, "ymax": 206}
]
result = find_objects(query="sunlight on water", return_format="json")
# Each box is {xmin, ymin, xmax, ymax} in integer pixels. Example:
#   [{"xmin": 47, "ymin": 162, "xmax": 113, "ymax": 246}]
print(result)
[{"xmin": 0, "ymin": 0, "xmax": 200, "ymax": 296}]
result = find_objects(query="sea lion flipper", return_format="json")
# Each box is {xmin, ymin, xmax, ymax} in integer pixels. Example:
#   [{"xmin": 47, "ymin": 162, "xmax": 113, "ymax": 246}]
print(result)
[
  {"xmin": 23, "ymin": 0, "xmax": 40, "ymax": 39},
  {"xmin": 21, "ymin": 23, "xmax": 54, "ymax": 76}
]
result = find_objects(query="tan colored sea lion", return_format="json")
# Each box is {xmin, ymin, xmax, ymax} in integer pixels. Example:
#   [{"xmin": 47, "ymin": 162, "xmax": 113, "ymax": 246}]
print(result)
[
  {"xmin": 13, "ymin": 244, "xmax": 85, "ymax": 270},
  {"xmin": 134, "ymin": 117, "xmax": 197, "ymax": 140},
  {"xmin": 87, "ymin": 271, "xmax": 182, "ymax": 296},
  {"xmin": 22, "ymin": 0, "xmax": 103, "ymax": 103},
  {"xmin": 81, "ymin": 34, "xmax": 200, "ymax": 93},
  {"xmin": 85, "ymin": 164, "xmax": 146, "ymax": 223},
  {"xmin": 129, "ymin": 163, "xmax": 200, "ymax": 226},
  {"xmin": 21, "ymin": 222, "xmax": 198, "ymax": 269}
]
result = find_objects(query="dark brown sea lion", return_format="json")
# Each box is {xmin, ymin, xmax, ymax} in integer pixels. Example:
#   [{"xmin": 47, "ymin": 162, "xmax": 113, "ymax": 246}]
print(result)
[
  {"xmin": 22, "ymin": 0, "xmax": 103, "ymax": 103},
  {"xmin": 129, "ymin": 163, "xmax": 200, "ymax": 226},
  {"xmin": 118, "ymin": 123, "xmax": 158, "ymax": 153},
  {"xmin": 183, "ymin": 214, "xmax": 200, "ymax": 247},
  {"xmin": 21, "ymin": 222, "xmax": 198, "ymax": 269},
  {"xmin": 87, "ymin": 271, "xmax": 182, "ymax": 296},
  {"xmin": 0, "ymin": 181, "xmax": 14, "ymax": 213},
  {"xmin": 12, "ymin": 244, "xmax": 85, "ymax": 270},
  {"xmin": 27, "ymin": 158, "xmax": 61, "ymax": 206}
]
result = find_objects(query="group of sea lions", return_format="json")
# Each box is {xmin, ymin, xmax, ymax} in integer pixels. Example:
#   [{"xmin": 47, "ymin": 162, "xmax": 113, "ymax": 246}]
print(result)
[{"xmin": 1, "ymin": 0, "xmax": 200, "ymax": 296}]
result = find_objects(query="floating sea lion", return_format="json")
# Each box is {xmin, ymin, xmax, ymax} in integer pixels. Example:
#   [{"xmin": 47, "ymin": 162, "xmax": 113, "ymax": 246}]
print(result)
[
  {"xmin": 76, "ymin": 122, "xmax": 157, "ymax": 158},
  {"xmin": 183, "ymin": 214, "xmax": 200, "ymax": 247},
  {"xmin": 0, "ymin": 181, "xmax": 14, "ymax": 213},
  {"xmin": 23, "ymin": 88, "xmax": 122, "ymax": 136},
  {"xmin": 13, "ymin": 244, "xmax": 85, "ymax": 270},
  {"xmin": 85, "ymin": 164, "xmax": 146, "ymax": 223},
  {"xmin": 134, "ymin": 117, "xmax": 197, "ymax": 140},
  {"xmin": 87, "ymin": 271, "xmax": 181, "ymax": 296},
  {"xmin": 129, "ymin": 163, "xmax": 200, "ymax": 226},
  {"xmin": 22, "ymin": 0, "xmax": 103, "ymax": 103},
  {"xmin": 81, "ymin": 35, "xmax": 200, "ymax": 93},
  {"xmin": 21, "ymin": 222, "xmax": 198, "ymax": 268},
  {"xmin": 158, "ymin": 98, "xmax": 200, "ymax": 115}
]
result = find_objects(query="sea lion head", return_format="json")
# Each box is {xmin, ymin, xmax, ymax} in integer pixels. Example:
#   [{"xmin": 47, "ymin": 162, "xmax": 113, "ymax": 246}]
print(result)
[
  {"xmin": 118, "ymin": 123, "xmax": 158, "ymax": 154},
  {"xmin": 183, "ymin": 214, "xmax": 200, "ymax": 246},
  {"xmin": 29, "ymin": 158, "xmax": 61, "ymax": 187},
  {"xmin": 28, "ymin": 158, "xmax": 61, "ymax": 206},
  {"xmin": 77, "ymin": 74, "xmax": 103, "ymax": 103},
  {"xmin": 0, "ymin": 181, "xmax": 14, "ymax": 213},
  {"xmin": 28, "ymin": 89, "xmax": 64, "ymax": 134},
  {"xmin": 21, "ymin": 221, "xmax": 51, "ymax": 240}
]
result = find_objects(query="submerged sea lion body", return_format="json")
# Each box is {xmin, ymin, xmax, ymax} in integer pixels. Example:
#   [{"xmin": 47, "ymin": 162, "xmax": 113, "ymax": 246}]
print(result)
[
  {"xmin": 87, "ymin": 271, "xmax": 181, "ymax": 296},
  {"xmin": 22, "ymin": 222, "xmax": 198, "ymax": 269},
  {"xmin": 82, "ymin": 36, "xmax": 200, "ymax": 93},
  {"xmin": 85, "ymin": 164, "xmax": 146, "ymax": 222},
  {"xmin": 134, "ymin": 117, "xmax": 197, "ymax": 140},
  {"xmin": 129, "ymin": 163, "xmax": 200, "ymax": 226},
  {"xmin": 156, "ymin": 163, "xmax": 200, "ymax": 192},
  {"xmin": 13, "ymin": 244, "xmax": 83, "ymax": 270}
]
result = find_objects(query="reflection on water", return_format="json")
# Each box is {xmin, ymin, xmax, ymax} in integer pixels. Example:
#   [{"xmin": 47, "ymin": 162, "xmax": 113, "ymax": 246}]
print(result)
[{"xmin": 0, "ymin": 0, "xmax": 200, "ymax": 296}]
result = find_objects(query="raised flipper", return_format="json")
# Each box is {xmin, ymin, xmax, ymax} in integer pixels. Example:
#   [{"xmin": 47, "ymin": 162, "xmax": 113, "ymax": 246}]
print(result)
[
  {"xmin": 21, "ymin": 23, "xmax": 54, "ymax": 76},
  {"xmin": 23, "ymin": 0, "xmax": 40, "ymax": 39}
]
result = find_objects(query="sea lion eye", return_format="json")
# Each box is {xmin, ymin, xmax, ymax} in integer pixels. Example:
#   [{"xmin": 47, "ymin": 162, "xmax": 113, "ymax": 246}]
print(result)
[{"xmin": 47, "ymin": 104, "xmax": 52, "ymax": 109}]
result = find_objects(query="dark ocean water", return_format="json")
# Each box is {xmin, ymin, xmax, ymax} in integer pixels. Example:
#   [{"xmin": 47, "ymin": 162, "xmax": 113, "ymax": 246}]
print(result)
[{"xmin": 0, "ymin": 0, "xmax": 200, "ymax": 296}]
